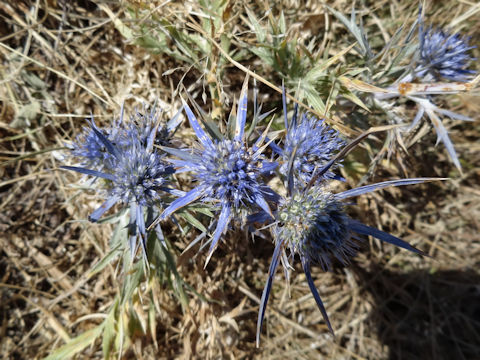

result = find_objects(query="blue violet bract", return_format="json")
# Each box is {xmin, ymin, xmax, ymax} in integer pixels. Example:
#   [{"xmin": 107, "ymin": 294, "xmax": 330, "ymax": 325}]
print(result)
[{"xmin": 418, "ymin": 24, "xmax": 475, "ymax": 81}]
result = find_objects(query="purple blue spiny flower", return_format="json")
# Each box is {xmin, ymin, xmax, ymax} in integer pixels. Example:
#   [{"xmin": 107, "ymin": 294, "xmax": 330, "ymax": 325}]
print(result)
[
  {"xmin": 272, "ymin": 88, "xmax": 344, "ymax": 189},
  {"xmin": 63, "ymin": 104, "xmax": 181, "ymax": 258},
  {"xmin": 276, "ymin": 189, "xmax": 356, "ymax": 272},
  {"xmin": 70, "ymin": 119, "xmax": 119, "ymax": 171},
  {"xmin": 156, "ymin": 77, "xmax": 278, "ymax": 266},
  {"xmin": 418, "ymin": 25, "xmax": 475, "ymax": 81}
]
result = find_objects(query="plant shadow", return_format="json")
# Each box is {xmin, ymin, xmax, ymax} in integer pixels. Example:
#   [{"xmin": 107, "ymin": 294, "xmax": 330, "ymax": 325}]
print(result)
[{"xmin": 352, "ymin": 264, "xmax": 480, "ymax": 360}]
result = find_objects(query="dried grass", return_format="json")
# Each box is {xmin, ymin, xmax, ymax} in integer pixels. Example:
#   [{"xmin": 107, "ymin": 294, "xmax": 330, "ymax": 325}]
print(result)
[{"xmin": 1, "ymin": 0, "xmax": 479, "ymax": 359}]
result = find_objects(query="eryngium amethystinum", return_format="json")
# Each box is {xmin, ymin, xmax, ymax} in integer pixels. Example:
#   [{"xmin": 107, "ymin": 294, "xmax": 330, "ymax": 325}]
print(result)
[
  {"xmin": 62, "ymin": 105, "xmax": 179, "ymax": 258},
  {"xmin": 256, "ymin": 174, "xmax": 438, "ymax": 346},
  {"xmin": 70, "ymin": 119, "xmax": 119, "ymax": 171},
  {"xmin": 272, "ymin": 89, "xmax": 344, "ymax": 185},
  {"xmin": 70, "ymin": 103, "xmax": 182, "ymax": 171},
  {"xmin": 121, "ymin": 102, "xmax": 183, "ymax": 149},
  {"xmin": 107, "ymin": 137, "xmax": 172, "ymax": 208},
  {"xmin": 418, "ymin": 26, "xmax": 475, "ymax": 81},
  {"xmin": 156, "ymin": 77, "xmax": 278, "ymax": 266},
  {"xmin": 276, "ymin": 190, "xmax": 356, "ymax": 272}
]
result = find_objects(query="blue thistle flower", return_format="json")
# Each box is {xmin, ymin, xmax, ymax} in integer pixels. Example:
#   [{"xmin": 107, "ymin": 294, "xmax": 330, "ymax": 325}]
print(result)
[
  {"xmin": 70, "ymin": 119, "xmax": 119, "ymax": 171},
  {"xmin": 417, "ymin": 25, "xmax": 475, "ymax": 81},
  {"xmin": 62, "ymin": 106, "xmax": 180, "ymax": 258},
  {"xmin": 276, "ymin": 189, "xmax": 356, "ymax": 272},
  {"xmin": 256, "ymin": 127, "xmax": 442, "ymax": 346},
  {"xmin": 107, "ymin": 137, "xmax": 172, "ymax": 208},
  {"xmin": 155, "ymin": 77, "xmax": 278, "ymax": 266},
  {"xmin": 275, "ymin": 89, "xmax": 344, "ymax": 186}
]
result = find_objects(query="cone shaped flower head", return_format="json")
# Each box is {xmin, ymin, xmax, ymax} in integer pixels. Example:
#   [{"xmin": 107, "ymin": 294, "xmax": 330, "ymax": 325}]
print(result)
[
  {"xmin": 120, "ymin": 102, "xmax": 183, "ymax": 149},
  {"xmin": 62, "ymin": 103, "xmax": 182, "ymax": 258},
  {"xmin": 256, "ymin": 175, "xmax": 437, "ymax": 346},
  {"xmin": 108, "ymin": 136, "xmax": 172, "ymax": 208},
  {"xmin": 276, "ymin": 188, "xmax": 356, "ymax": 272},
  {"xmin": 272, "ymin": 88, "xmax": 344, "ymax": 187},
  {"xmin": 156, "ymin": 76, "xmax": 278, "ymax": 266},
  {"xmin": 280, "ymin": 113, "xmax": 344, "ymax": 184},
  {"xmin": 418, "ymin": 24, "xmax": 475, "ymax": 81}
]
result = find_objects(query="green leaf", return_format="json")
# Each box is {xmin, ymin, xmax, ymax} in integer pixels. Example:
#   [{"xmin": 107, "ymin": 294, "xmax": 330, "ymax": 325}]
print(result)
[
  {"xmin": 305, "ymin": 42, "xmax": 356, "ymax": 83},
  {"xmin": 11, "ymin": 101, "xmax": 41, "ymax": 128},
  {"xmin": 102, "ymin": 300, "xmax": 118, "ymax": 359},
  {"xmin": 327, "ymin": 6, "xmax": 368, "ymax": 56},
  {"xmin": 162, "ymin": 241, "xmax": 189, "ymax": 310},
  {"xmin": 109, "ymin": 212, "xmax": 129, "ymax": 248},
  {"xmin": 185, "ymin": 205, "xmax": 214, "ymax": 217},
  {"xmin": 96, "ymin": 208, "xmax": 127, "ymax": 224},
  {"xmin": 190, "ymin": 33, "xmax": 211, "ymax": 54},
  {"xmin": 245, "ymin": 7, "xmax": 266, "ymax": 42},
  {"xmin": 249, "ymin": 47, "xmax": 275, "ymax": 67},
  {"xmin": 177, "ymin": 210, "xmax": 207, "ymax": 233},
  {"xmin": 44, "ymin": 324, "xmax": 104, "ymax": 360},
  {"xmin": 325, "ymin": 78, "xmax": 340, "ymax": 115},
  {"xmin": 127, "ymin": 306, "xmax": 146, "ymax": 337},
  {"xmin": 342, "ymin": 90, "xmax": 370, "ymax": 112},
  {"xmin": 342, "ymin": 67, "xmax": 369, "ymax": 77},
  {"xmin": 147, "ymin": 302, "xmax": 158, "ymax": 350},
  {"xmin": 121, "ymin": 262, "xmax": 144, "ymax": 305},
  {"xmin": 135, "ymin": 32, "xmax": 166, "ymax": 52},
  {"xmin": 88, "ymin": 243, "xmax": 123, "ymax": 277},
  {"xmin": 305, "ymin": 87, "xmax": 326, "ymax": 114},
  {"xmin": 102, "ymin": 5, "xmax": 135, "ymax": 40},
  {"xmin": 23, "ymin": 71, "xmax": 46, "ymax": 90},
  {"xmin": 279, "ymin": 12, "xmax": 286, "ymax": 34}
]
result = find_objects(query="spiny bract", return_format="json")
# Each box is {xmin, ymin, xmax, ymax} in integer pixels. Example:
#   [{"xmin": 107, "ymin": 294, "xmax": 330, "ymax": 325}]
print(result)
[{"xmin": 70, "ymin": 119, "xmax": 119, "ymax": 171}]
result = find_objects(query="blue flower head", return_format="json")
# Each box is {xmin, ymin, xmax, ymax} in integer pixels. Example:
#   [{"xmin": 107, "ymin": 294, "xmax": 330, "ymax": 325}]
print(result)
[
  {"xmin": 108, "ymin": 137, "xmax": 172, "ymax": 208},
  {"xmin": 256, "ymin": 132, "xmax": 439, "ymax": 346},
  {"xmin": 195, "ymin": 139, "xmax": 271, "ymax": 209},
  {"xmin": 156, "ymin": 76, "xmax": 278, "ymax": 266},
  {"xmin": 70, "ymin": 103, "xmax": 182, "ymax": 172},
  {"xmin": 272, "ymin": 88, "xmax": 344, "ymax": 187},
  {"xmin": 62, "ymin": 104, "xmax": 180, "ymax": 259},
  {"xmin": 418, "ymin": 25, "xmax": 475, "ymax": 81},
  {"xmin": 276, "ymin": 189, "xmax": 356, "ymax": 272}
]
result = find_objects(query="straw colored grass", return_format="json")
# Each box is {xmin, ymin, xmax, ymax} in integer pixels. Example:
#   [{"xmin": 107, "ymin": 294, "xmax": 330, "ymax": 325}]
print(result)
[{"xmin": 1, "ymin": 1, "xmax": 479, "ymax": 359}]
